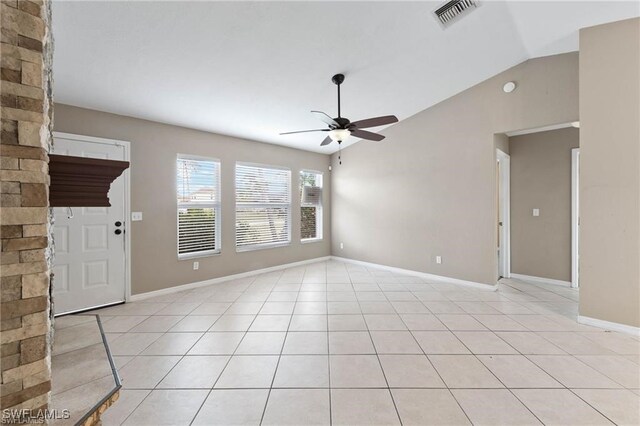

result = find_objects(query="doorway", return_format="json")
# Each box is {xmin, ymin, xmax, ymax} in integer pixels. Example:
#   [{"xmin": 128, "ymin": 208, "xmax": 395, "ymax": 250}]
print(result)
[
  {"xmin": 52, "ymin": 132, "xmax": 131, "ymax": 315},
  {"xmin": 497, "ymin": 149, "xmax": 511, "ymax": 279}
]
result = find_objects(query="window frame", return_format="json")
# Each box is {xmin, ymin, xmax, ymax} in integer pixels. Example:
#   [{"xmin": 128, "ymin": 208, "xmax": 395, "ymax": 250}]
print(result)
[
  {"xmin": 300, "ymin": 169, "xmax": 324, "ymax": 243},
  {"xmin": 235, "ymin": 161, "xmax": 292, "ymax": 252},
  {"xmin": 176, "ymin": 154, "xmax": 222, "ymax": 260}
]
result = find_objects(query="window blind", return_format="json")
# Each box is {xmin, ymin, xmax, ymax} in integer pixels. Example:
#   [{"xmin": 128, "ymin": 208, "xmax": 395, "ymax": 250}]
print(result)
[
  {"xmin": 177, "ymin": 156, "xmax": 221, "ymax": 257},
  {"xmin": 236, "ymin": 163, "xmax": 291, "ymax": 250}
]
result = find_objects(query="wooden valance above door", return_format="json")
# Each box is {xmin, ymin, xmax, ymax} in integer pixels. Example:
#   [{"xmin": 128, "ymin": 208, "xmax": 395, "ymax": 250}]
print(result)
[{"xmin": 48, "ymin": 154, "xmax": 129, "ymax": 207}]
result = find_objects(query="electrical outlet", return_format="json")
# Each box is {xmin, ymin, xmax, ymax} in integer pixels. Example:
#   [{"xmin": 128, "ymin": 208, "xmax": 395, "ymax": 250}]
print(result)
[
  {"xmin": 533, "ymin": 208, "xmax": 540, "ymax": 217},
  {"xmin": 436, "ymin": 256, "xmax": 442, "ymax": 264},
  {"xmin": 340, "ymin": 242, "xmax": 344, "ymax": 250},
  {"xmin": 193, "ymin": 261, "xmax": 199, "ymax": 270}
]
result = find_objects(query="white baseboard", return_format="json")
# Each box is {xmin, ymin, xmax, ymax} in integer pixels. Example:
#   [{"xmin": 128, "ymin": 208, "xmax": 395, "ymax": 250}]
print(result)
[
  {"xmin": 510, "ymin": 273, "xmax": 572, "ymax": 288},
  {"xmin": 130, "ymin": 256, "xmax": 331, "ymax": 301},
  {"xmin": 578, "ymin": 315, "xmax": 640, "ymax": 337},
  {"xmin": 330, "ymin": 256, "xmax": 496, "ymax": 291}
]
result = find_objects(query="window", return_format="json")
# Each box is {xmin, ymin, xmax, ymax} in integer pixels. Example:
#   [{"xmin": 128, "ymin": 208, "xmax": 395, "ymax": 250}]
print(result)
[
  {"xmin": 236, "ymin": 163, "xmax": 291, "ymax": 251},
  {"xmin": 177, "ymin": 155, "xmax": 221, "ymax": 258},
  {"xmin": 300, "ymin": 170, "xmax": 323, "ymax": 241}
]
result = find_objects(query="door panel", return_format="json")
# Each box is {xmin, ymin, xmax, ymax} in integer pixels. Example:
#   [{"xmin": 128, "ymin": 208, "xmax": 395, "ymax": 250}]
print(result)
[{"xmin": 52, "ymin": 136, "xmax": 127, "ymax": 314}]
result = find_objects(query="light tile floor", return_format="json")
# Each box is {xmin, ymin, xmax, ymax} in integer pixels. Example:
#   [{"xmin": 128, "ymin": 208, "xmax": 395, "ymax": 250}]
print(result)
[{"xmin": 53, "ymin": 260, "xmax": 640, "ymax": 425}]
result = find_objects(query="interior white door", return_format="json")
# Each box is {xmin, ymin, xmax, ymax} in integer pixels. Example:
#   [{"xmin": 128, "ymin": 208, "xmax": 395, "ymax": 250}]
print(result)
[
  {"xmin": 52, "ymin": 135, "xmax": 127, "ymax": 315},
  {"xmin": 572, "ymin": 148, "xmax": 580, "ymax": 288},
  {"xmin": 497, "ymin": 149, "xmax": 511, "ymax": 279}
]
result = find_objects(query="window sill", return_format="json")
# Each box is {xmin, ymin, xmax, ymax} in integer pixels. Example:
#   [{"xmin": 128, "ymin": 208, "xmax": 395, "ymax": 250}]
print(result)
[
  {"xmin": 178, "ymin": 250, "xmax": 221, "ymax": 261},
  {"xmin": 236, "ymin": 242, "xmax": 291, "ymax": 253},
  {"xmin": 301, "ymin": 238, "xmax": 323, "ymax": 244}
]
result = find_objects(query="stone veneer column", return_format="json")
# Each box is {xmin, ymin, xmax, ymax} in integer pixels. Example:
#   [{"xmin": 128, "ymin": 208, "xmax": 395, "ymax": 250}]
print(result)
[{"xmin": 1, "ymin": 0, "xmax": 53, "ymax": 415}]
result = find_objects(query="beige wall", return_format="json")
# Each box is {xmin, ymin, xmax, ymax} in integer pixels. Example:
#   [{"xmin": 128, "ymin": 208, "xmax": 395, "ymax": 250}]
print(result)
[
  {"xmin": 579, "ymin": 18, "xmax": 640, "ymax": 328},
  {"xmin": 53, "ymin": 105, "xmax": 331, "ymax": 295},
  {"xmin": 509, "ymin": 128, "xmax": 579, "ymax": 282},
  {"xmin": 331, "ymin": 53, "xmax": 579, "ymax": 285}
]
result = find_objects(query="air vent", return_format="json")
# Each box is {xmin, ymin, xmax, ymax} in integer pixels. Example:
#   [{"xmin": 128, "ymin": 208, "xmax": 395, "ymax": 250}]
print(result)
[{"xmin": 434, "ymin": 0, "xmax": 478, "ymax": 26}]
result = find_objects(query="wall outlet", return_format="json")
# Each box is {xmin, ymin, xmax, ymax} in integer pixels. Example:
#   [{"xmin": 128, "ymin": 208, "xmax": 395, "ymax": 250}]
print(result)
[
  {"xmin": 436, "ymin": 256, "xmax": 442, "ymax": 264},
  {"xmin": 193, "ymin": 261, "xmax": 199, "ymax": 270},
  {"xmin": 131, "ymin": 212, "xmax": 143, "ymax": 221},
  {"xmin": 533, "ymin": 208, "xmax": 540, "ymax": 217},
  {"xmin": 340, "ymin": 242, "xmax": 344, "ymax": 250}
]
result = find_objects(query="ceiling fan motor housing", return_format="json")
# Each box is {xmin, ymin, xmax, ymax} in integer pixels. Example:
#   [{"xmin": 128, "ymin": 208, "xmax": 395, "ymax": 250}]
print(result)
[{"xmin": 334, "ymin": 117, "xmax": 350, "ymax": 129}]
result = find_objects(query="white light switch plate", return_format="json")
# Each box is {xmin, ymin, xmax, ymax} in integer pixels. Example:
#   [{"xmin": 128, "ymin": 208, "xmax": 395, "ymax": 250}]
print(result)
[
  {"xmin": 132, "ymin": 212, "xmax": 143, "ymax": 221},
  {"xmin": 533, "ymin": 209, "xmax": 540, "ymax": 217},
  {"xmin": 436, "ymin": 256, "xmax": 442, "ymax": 264}
]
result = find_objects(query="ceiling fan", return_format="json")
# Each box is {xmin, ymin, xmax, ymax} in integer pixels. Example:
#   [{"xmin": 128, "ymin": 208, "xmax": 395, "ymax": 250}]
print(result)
[{"xmin": 280, "ymin": 74, "xmax": 399, "ymax": 150}]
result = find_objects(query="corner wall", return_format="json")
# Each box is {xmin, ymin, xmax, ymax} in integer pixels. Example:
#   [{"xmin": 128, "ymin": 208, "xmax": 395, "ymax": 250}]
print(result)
[
  {"xmin": 579, "ymin": 18, "xmax": 640, "ymax": 328},
  {"xmin": 53, "ymin": 105, "xmax": 331, "ymax": 296},
  {"xmin": 1, "ymin": 0, "xmax": 53, "ymax": 414},
  {"xmin": 331, "ymin": 53, "xmax": 579, "ymax": 285}
]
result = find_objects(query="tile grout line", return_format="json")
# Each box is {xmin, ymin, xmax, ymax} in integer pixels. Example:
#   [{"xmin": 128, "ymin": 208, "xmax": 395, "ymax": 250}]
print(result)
[
  {"xmin": 258, "ymin": 268, "xmax": 299, "ymax": 425},
  {"xmin": 390, "ymin": 280, "xmax": 475, "ymax": 425},
  {"xmin": 386, "ymin": 274, "xmax": 482, "ymax": 425},
  {"xmin": 422, "ymin": 292, "xmax": 547, "ymax": 425},
  {"xmin": 385, "ymin": 275, "xmax": 551, "ymax": 424},
  {"xmin": 354, "ymin": 271, "xmax": 404, "ymax": 425},
  {"xmin": 186, "ymin": 274, "xmax": 263, "ymax": 426}
]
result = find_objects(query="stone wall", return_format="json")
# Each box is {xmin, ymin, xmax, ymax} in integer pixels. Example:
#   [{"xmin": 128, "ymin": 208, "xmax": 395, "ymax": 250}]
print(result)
[{"xmin": 1, "ymin": 0, "xmax": 53, "ymax": 416}]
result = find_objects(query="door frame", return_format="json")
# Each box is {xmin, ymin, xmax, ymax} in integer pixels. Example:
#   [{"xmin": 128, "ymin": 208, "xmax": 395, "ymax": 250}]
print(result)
[
  {"xmin": 497, "ymin": 149, "xmax": 511, "ymax": 279},
  {"xmin": 52, "ymin": 132, "xmax": 132, "ymax": 303},
  {"xmin": 571, "ymin": 148, "xmax": 580, "ymax": 288}
]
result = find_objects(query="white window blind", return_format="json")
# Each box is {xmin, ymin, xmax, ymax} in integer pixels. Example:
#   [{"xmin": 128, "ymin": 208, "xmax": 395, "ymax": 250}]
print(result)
[
  {"xmin": 177, "ymin": 156, "xmax": 221, "ymax": 258},
  {"xmin": 236, "ymin": 163, "xmax": 291, "ymax": 251},
  {"xmin": 300, "ymin": 170, "xmax": 323, "ymax": 241}
]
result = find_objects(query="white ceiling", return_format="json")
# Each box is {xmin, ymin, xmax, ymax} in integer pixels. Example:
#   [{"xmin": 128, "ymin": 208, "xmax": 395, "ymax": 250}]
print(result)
[{"xmin": 52, "ymin": 1, "xmax": 639, "ymax": 154}]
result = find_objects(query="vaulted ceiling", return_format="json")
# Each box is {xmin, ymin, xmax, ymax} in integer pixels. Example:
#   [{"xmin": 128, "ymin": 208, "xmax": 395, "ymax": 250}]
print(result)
[{"xmin": 52, "ymin": 1, "xmax": 639, "ymax": 153}]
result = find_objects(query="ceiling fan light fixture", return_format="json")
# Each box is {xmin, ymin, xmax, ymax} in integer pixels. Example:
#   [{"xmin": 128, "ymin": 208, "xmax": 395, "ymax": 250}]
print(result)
[{"xmin": 329, "ymin": 128, "xmax": 350, "ymax": 142}]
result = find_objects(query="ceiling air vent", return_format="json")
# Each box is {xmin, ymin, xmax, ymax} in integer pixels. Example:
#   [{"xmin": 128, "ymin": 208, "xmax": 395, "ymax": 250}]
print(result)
[{"xmin": 434, "ymin": 0, "xmax": 478, "ymax": 26}]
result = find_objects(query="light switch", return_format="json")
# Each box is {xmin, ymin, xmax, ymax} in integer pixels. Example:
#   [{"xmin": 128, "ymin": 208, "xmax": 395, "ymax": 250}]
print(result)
[
  {"xmin": 131, "ymin": 212, "xmax": 143, "ymax": 221},
  {"xmin": 533, "ymin": 209, "xmax": 540, "ymax": 217}
]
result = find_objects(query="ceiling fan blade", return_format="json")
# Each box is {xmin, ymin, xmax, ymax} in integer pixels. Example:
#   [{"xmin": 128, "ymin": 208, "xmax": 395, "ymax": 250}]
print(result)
[
  {"xmin": 351, "ymin": 129, "xmax": 385, "ymax": 141},
  {"xmin": 320, "ymin": 136, "xmax": 333, "ymax": 146},
  {"xmin": 280, "ymin": 129, "xmax": 329, "ymax": 135},
  {"xmin": 350, "ymin": 115, "xmax": 398, "ymax": 129},
  {"xmin": 311, "ymin": 110, "xmax": 338, "ymax": 127}
]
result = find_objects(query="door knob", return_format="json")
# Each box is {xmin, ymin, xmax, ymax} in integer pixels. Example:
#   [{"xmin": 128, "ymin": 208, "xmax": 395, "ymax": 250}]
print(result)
[
  {"xmin": 114, "ymin": 229, "xmax": 122, "ymax": 235},
  {"xmin": 115, "ymin": 221, "xmax": 122, "ymax": 227}
]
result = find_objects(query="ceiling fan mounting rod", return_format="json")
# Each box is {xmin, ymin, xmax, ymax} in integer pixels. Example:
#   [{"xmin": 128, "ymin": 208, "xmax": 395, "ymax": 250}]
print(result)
[{"xmin": 332, "ymin": 73, "xmax": 345, "ymax": 119}]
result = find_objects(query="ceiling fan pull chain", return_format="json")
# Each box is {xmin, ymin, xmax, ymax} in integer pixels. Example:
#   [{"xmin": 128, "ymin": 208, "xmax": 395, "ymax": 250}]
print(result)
[{"xmin": 338, "ymin": 141, "xmax": 342, "ymax": 165}]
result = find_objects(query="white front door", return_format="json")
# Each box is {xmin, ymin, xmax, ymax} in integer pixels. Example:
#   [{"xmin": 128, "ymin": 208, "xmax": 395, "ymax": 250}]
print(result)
[{"xmin": 52, "ymin": 134, "xmax": 128, "ymax": 315}]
